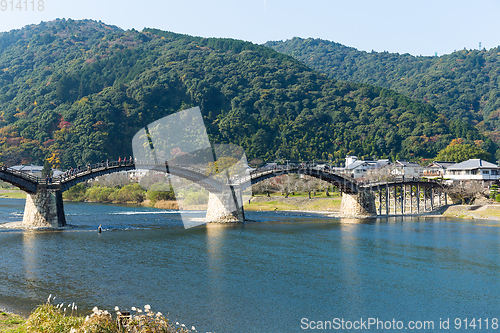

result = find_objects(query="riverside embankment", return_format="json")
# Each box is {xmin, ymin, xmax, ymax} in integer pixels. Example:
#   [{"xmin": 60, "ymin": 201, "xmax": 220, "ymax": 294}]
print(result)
[{"xmin": 442, "ymin": 204, "xmax": 500, "ymax": 220}]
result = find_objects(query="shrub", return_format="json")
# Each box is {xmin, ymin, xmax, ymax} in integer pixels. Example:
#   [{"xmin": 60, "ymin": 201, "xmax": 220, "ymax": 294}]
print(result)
[
  {"xmin": 63, "ymin": 183, "xmax": 88, "ymax": 202},
  {"xmin": 77, "ymin": 308, "xmax": 118, "ymax": 333},
  {"xmin": 23, "ymin": 300, "xmax": 196, "ymax": 333},
  {"xmin": 495, "ymin": 193, "xmax": 500, "ymax": 202},
  {"xmin": 490, "ymin": 184, "xmax": 499, "ymax": 199},
  {"xmin": 149, "ymin": 182, "xmax": 172, "ymax": 192},
  {"xmin": 85, "ymin": 186, "xmax": 115, "ymax": 202},
  {"xmin": 109, "ymin": 183, "xmax": 145, "ymax": 203},
  {"xmin": 147, "ymin": 190, "xmax": 175, "ymax": 205},
  {"xmin": 24, "ymin": 303, "xmax": 84, "ymax": 333},
  {"xmin": 184, "ymin": 191, "xmax": 208, "ymax": 206}
]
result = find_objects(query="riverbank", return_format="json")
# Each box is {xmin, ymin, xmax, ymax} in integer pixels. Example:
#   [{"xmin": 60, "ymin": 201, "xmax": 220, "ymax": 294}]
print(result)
[
  {"xmin": 244, "ymin": 195, "xmax": 341, "ymax": 213},
  {"xmin": 0, "ymin": 310, "xmax": 25, "ymax": 332},
  {"xmin": 442, "ymin": 204, "xmax": 500, "ymax": 220},
  {"xmin": 0, "ymin": 303, "xmax": 195, "ymax": 333},
  {"xmin": 0, "ymin": 189, "xmax": 26, "ymax": 199}
]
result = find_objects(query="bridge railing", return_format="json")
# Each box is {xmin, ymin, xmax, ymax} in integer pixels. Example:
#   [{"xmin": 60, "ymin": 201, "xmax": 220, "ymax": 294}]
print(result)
[
  {"xmin": 29, "ymin": 160, "xmax": 136, "ymax": 185},
  {"xmin": 2, "ymin": 166, "xmax": 40, "ymax": 183},
  {"xmin": 356, "ymin": 176, "xmax": 444, "ymax": 188},
  {"xmin": 249, "ymin": 165, "xmax": 445, "ymax": 188},
  {"xmin": 4, "ymin": 160, "xmax": 446, "ymax": 189}
]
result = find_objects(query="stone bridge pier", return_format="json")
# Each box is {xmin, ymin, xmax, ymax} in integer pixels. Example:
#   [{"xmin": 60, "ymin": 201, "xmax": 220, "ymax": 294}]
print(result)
[
  {"xmin": 205, "ymin": 185, "xmax": 245, "ymax": 223},
  {"xmin": 22, "ymin": 187, "xmax": 66, "ymax": 228},
  {"xmin": 340, "ymin": 191, "xmax": 377, "ymax": 217}
]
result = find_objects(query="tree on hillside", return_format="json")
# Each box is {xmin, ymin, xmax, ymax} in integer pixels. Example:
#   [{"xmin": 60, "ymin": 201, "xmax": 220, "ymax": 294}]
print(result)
[
  {"xmin": 42, "ymin": 160, "xmax": 52, "ymax": 178},
  {"xmin": 435, "ymin": 143, "xmax": 490, "ymax": 162}
]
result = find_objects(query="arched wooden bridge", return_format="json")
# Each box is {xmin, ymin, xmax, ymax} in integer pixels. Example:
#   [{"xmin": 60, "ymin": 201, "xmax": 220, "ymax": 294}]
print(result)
[{"xmin": 5, "ymin": 162, "xmax": 449, "ymax": 228}]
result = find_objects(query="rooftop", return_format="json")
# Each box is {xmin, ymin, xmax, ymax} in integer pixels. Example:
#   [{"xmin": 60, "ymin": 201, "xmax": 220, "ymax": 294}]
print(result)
[
  {"xmin": 447, "ymin": 159, "xmax": 498, "ymax": 170},
  {"xmin": 395, "ymin": 160, "xmax": 421, "ymax": 167},
  {"xmin": 427, "ymin": 161, "xmax": 457, "ymax": 169}
]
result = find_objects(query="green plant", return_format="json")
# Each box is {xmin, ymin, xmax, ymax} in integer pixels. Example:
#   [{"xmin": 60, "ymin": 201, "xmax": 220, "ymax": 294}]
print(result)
[
  {"xmin": 85, "ymin": 186, "xmax": 115, "ymax": 202},
  {"xmin": 147, "ymin": 190, "xmax": 175, "ymax": 206},
  {"xmin": 24, "ymin": 303, "xmax": 84, "ymax": 333},
  {"xmin": 183, "ymin": 191, "xmax": 209, "ymax": 206},
  {"xmin": 21, "ymin": 296, "xmax": 198, "ymax": 333},
  {"xmin": 490, "ymin": 184, "xmax": 499, "ymax": 199},
  {"xmin": 109, "ymin": 183, "xmax": 146, "ymax": 203},
  {"xmin": 63, "ymin": 183, "xmax": 88, "ymax": 202}
]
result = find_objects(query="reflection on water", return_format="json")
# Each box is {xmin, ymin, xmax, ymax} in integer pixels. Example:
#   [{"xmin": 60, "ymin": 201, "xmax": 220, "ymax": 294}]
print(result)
[
  {"xmin": 22, "ymin": 232, "xmax": 38, "ymax": 300},
  {"xmin": 1, "ymin": 199, "xmax": 500, "ymax": 332},
  {"xmin": 206, "ymin": 223, "xmax": 224, "ymax": 320},
  {"xmin": 339, "ymin": 221, "xmax": 362, "ymax": 311}
]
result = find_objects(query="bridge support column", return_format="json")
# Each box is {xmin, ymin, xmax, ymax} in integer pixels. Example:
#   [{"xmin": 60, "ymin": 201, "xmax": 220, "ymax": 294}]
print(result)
[
  {"xmin": 417, "ymin": 185, "xmax": 420, "ymax": 213},
  {"xmin": 340, "ymin": 191, "xmax": 377, "ymax": 217},
  {"xmin": 430, "ymin": 188, "xmax": 434, "ymax": 210},
  {"xmin": 22, "ymin": 188, "xmax": 66, "ymax": 228},
  {"xmin": 410, "ymin": 185, "xmax": 413, "ymax": 214},
  {"xmin": 385, "ymin": 184, "xmax": 389, "ymax": 215},
  {"xmin": 205, "ymin": 186, "xmax": 244, "ymax": 223},
  {"xmin": 378, "ymin": 187, "xmax": 383, "ymax": 215},
  {"xmin": 401, "ymin": 185, "xmax": 405, "ymax": 215}
]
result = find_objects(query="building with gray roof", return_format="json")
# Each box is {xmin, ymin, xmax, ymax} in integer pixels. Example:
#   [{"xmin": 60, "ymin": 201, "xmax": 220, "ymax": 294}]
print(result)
[{"xmin": 445, "ymin": 159, "xmax": 499, "ymax": 181}]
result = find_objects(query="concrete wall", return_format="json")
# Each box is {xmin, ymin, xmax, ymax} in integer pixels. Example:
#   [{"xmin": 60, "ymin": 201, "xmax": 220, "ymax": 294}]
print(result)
[
  {"xmin": 22, "ymin": 189, "xmax": 66, "ymax": 228},
  {"xmin": 340, "ymin": 191, "xmax": 377, "ymax": 217}
]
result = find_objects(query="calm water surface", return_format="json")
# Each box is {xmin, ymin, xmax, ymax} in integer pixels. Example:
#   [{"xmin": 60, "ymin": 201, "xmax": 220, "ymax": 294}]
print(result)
[{"xmin": 0, "ymin": 198, "xmax": 500, "ymax": 332}]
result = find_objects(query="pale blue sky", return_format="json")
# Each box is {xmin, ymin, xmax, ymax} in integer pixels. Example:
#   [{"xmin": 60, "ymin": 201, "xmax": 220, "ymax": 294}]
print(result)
[{"xmin": 0, "ymin": 0, "xmax": 499, "ymax": 56}]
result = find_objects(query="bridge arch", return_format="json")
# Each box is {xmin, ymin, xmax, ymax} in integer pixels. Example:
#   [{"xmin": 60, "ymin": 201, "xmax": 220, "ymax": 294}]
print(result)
[
  {"xmin": 3, "ymin": 162, "xmax": 136, "ymax": 229},
  {"xmin": 249, "ymin": 167, "xmax": 358, "ymax": 194},
  {"xmin": 0, "ymin": 168, "xmax": 39, "ymax": 193}
]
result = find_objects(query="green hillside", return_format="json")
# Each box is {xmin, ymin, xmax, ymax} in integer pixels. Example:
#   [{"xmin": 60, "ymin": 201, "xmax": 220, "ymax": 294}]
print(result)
[
  {"xmin": 0, "ymin": 19, "xmax": 489, "ymax": 169},
  {"xmin": 265, "ymin": 37, "xmax": 500, "ymax": 143}
]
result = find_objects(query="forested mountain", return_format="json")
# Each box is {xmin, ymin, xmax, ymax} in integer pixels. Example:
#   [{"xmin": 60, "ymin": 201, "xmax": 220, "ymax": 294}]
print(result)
[
  {"xmin": 265, "ymin": 38, "xmax": 500, "ymax": 144},
  {"xmin": 0, "ymin": 19, "xmax": 490, "ymax": 169}
]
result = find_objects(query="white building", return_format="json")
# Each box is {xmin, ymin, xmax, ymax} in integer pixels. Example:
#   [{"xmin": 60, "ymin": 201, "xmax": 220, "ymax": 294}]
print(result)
[
  {"xmin": 127, "ymin": 169, "xmax": 149, "ymax": 181},
  {"xmin": 392, "ymin": 161, "xmax": 423, "ymax": 178},
  {"xmin": 445, "ymin": 159, "xmax": 500, "ymax": 181},
  {"xmin": 344, "ymin": 156, "xmax": 392, "ymax": 179}
]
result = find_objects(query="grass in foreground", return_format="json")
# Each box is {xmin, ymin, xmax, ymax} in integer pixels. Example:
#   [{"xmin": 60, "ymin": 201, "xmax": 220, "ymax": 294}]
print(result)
[
  {"xmin": 0, "ymin": 311, "xmax": 25, "ymax": 332},
  {"xmin": 3, "ymin": 301, "xmax": 197, "ymax": 333}
]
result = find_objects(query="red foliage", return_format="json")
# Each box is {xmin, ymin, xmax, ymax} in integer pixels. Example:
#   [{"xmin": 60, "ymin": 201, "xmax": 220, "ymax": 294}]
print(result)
[
  {"xmin": 43, "ymin": 139, "xmax": 55, "ymax": 148},
  {"xmin": 6, "ymin": 137, "xmax": 21, "ymax": 147},
  {"xmin": 58, "ymin": 119, "xmax": 72, "ymax": 129}
]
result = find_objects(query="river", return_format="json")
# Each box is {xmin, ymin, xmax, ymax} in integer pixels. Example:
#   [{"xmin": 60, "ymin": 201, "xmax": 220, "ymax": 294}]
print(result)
[{"xmin": 0, "ymin": 198, "xmax": 499, "ymax": 332}]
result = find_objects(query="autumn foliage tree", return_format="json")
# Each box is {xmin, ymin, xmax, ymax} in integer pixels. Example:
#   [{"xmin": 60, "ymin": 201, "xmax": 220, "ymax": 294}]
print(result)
[{"xmin": 435, "ymin": 142, "xmax": 490, "ymax": 162}]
